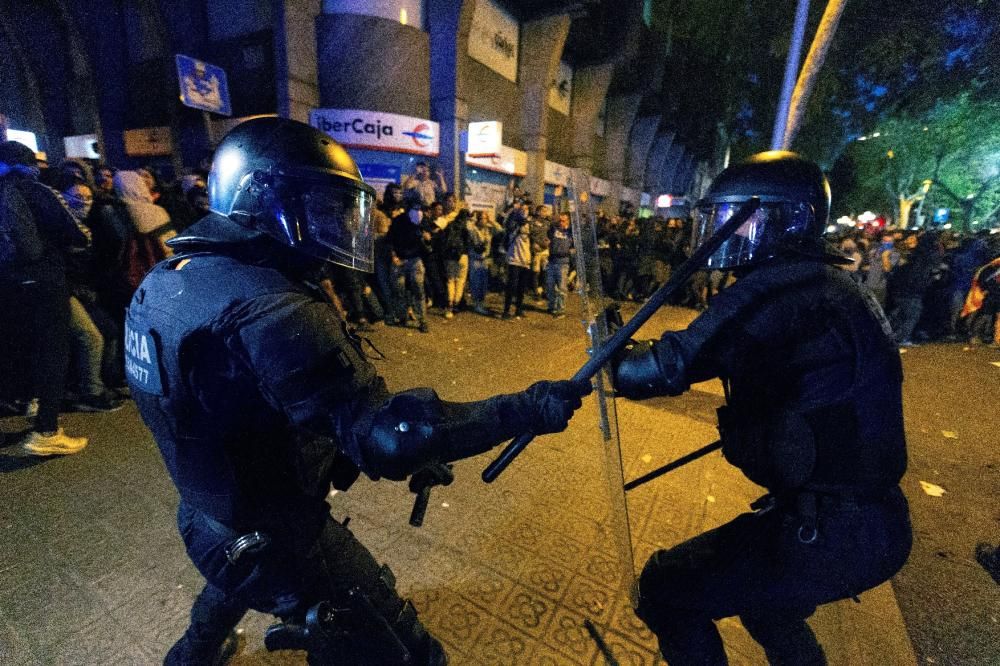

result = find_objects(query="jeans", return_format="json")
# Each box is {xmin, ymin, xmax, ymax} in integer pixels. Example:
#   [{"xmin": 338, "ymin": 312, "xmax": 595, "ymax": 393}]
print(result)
[
  {"xmin": 503, "ymin": 264, "xmax": 532, "ymax": 315},
  {"xmin": 392, "ymin": 257, "xmax": 426, "ymax": 323},
  {"xmin": 890, "ymin": 296, "xmax": 923, "ymax": 343},
  {"xmin": 546, "ymin": 262, "xmax": 569, "ymax": 313},
  {"xmin": 68, "ymin": 295, "xmax": 107, "ymax": 396},
  {"xmin": 0, "ymin": 278, "xmax": 71, "ymax": 432},
  {"xmin": 468, "ymin": 255, "xmax": 490, "ymax": 305}
]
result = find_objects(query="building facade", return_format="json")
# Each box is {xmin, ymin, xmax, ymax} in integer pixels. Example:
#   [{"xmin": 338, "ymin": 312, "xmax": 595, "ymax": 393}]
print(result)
[{"xmin": 0, "ymin": 0, "xmax": 703, "ymax": 215}]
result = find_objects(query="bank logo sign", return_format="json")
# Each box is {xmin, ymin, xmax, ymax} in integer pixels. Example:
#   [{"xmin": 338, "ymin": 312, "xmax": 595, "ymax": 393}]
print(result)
[{"xmin": 310, "ymin": 109, "xmax": 440, "ymax": 157}]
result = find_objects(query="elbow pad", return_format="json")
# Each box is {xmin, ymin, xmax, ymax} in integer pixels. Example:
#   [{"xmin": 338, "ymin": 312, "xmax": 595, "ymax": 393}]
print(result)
[
  {"xmin": 362, "ymin": 388, "xmax": 445, "ymax": 481},
  {"xmin": 612, "ymin": 338, "xmax": 687, "ymax": 400}
]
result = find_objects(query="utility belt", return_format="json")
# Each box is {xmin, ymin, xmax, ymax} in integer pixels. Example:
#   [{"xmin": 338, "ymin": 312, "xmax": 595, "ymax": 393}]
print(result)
[{"xmin": 751, "ymin": 486, "xmax": 895, "ymax": 544}]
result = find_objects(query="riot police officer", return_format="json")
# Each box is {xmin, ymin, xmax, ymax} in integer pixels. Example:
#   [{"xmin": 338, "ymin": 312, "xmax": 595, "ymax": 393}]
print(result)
[
  {"xmin": 125, "ymin": 118, "xmax": 586, "ymax": 665},
  {"xmin": 611, "ymin": 151, "xmax": 911, "ymax": 664}
]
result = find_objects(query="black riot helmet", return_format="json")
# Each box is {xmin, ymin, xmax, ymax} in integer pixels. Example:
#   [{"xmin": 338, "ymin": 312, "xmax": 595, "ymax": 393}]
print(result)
[
  {"xmin": 208, "ymin": 117, "xmax": 376, "ymax": 271},
  {"xmin": 692, "ymin": 151, "xmax": 834, "ymax": 269}
]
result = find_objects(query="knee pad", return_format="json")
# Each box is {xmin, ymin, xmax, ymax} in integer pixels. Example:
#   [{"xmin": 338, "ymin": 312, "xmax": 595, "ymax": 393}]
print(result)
[{"xmin": 266, "ymin": 565, "xmax": 446, "ymax": 665}]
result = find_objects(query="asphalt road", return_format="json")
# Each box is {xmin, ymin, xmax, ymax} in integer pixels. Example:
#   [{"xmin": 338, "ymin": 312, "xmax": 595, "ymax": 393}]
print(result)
[{"xmin": 888, "ymin": 342, "xmax": 1000, "ymax": 666}]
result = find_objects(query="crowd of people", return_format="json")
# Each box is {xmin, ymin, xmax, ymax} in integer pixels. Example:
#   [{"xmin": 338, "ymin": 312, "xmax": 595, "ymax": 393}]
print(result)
[{"xmin": 2, "ymin": 141, "xmax": 999, "ymax": 456}]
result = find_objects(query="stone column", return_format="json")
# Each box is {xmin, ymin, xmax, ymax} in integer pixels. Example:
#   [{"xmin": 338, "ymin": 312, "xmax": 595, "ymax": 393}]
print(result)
[
  {"xmin": 625, "ymin": 114, "xmax": 661, "ymax": 192},
  {"xmin": 274, "ymin": 0, "xmax": 321, "ymax": 122},
  {"xmin": 644, "ymin": 131, "xmax": 674, "ymax": 194},
  {"xmin": 519, "ymin": 13, "xmax": 571, "ymax": 203},
  {"xmin": 569, "ymin": 62, "xmax": 614, "ymax": 173},
  {"xmin": 677, "ymin": 153, "xmax": 694, "ymax": 195},
  {"xmin": 428, "ymin": 0, "xmax": 476, "ymax": 195},
  {"xmin": 603, "ymin": 93, "xmax": 642, "ymax": 209},
  {"xmin": 659, "ymin": 144, "xmax": 684, "ymax": 193}
]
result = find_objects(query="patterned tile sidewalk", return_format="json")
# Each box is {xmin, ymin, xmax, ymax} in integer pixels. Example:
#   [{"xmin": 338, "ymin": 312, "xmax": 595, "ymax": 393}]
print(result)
[{"xmin": 0, "ymin": 301, "xmax": 916, "ymax": 664}]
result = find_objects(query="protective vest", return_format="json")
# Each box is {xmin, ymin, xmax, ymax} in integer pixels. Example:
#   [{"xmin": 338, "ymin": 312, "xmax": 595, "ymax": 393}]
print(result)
[
  {"xmin": 125, "ymin": 249, "xmax": 375, "ymax": 529},
  {"xmin": 659, "ymin": 259, "xmax": 906, "ymax": 492}
]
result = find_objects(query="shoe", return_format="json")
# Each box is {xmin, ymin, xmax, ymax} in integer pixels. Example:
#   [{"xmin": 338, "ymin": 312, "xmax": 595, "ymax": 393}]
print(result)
[
  {"xmin": 975, "ymin": 543, "xmax": 1000, "ymax": 585},
  {"xmin": 501, "ymin": 313, "xmax": 513, "ymax": 321},
  {"xmin": 444, "ymin": 310, "xmax": 454, "ymax": 319},
  {"xmin": 73, "ymin": 392, "xmax": 125, "ymax": 413},
  {"xmin": 21, "ymin": 428, "xmax": 88, "ymax": 456},
  {"xmin": 418, "ymin": 321, "xmax": 429, "ymax": 333},
  {"xmin": 514, "ymin": 310, "xmax": 525, "ymax": 320},
  {"xmin": 474, "ymin": 305, "xmax": 491, "ymax": 316},
  {"xmin": 552, "ymin": 311, "xmax": 566, "ymax": 320}
]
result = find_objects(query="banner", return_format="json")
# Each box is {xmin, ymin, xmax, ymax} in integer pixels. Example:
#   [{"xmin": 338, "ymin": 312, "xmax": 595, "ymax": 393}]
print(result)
[
  {"xmin": 465, "ymin": 144, "xmax": 526, "ymax": 176},
  {"xmin": 468, "ymin": 0, "xmax": 519, "ymax": 82},
  {"xmin": 548, "ymin": 61, "xmax": 573, "ymax": 115},
  {"xmin": 310, "ymin": 109, "xmax": 439, "ymax": 157}
]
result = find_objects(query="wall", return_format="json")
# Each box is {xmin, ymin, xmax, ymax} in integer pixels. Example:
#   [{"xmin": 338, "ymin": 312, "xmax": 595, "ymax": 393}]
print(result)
[{"xmin": 315, "ymin": 13, "xmax": 430, "ymax": 118}]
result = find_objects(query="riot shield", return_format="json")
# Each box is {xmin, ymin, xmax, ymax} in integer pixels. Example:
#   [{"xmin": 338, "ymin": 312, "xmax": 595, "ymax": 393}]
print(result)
[
  {"xmin": 321, "ymin": 171, "xmax": 647, "ymax": 662},
  {"xmin": 563, "ymin": 168, "xmax": 637, "ymax": 606}
]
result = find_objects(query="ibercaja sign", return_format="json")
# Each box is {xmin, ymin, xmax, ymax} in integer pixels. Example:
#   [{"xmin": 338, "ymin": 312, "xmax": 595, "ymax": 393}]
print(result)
[{"xmin": 310, "ymin": 108, "xmax": 440, "ymax": 157}]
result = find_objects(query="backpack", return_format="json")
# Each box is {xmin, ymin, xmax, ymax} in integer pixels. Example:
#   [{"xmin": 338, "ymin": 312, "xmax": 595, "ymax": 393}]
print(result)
[{"xmin": 0, "ymin": 179, "xmax": 44, "ymax": 268}]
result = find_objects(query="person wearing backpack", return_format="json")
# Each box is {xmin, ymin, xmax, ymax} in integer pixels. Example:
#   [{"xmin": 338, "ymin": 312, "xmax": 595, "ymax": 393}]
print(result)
[{"xmin": 0, "ymin": 141, "xmax": 89, "ymax": 455}]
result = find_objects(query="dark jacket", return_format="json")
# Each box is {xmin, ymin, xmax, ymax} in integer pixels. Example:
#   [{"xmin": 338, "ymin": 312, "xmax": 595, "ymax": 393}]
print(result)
[
  {"xmin": 388, "ymin": 212, "xmax": 430, "ymax": 261},
  {"xmin": 547, "ymin": 223, "xmax": 573, "ymax": 265}
]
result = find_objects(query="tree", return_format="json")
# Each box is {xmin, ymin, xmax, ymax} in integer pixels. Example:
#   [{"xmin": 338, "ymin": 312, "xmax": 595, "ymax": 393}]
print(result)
[{"xmin": 835, "ymin": 94, "xmax": 1000, "ymax": 230}]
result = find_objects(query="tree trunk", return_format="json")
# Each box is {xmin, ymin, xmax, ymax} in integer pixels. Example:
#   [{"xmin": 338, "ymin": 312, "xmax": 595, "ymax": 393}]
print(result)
[{"xmin": 898, "ymin": 196, "xmax": 914, "ymax": 229}]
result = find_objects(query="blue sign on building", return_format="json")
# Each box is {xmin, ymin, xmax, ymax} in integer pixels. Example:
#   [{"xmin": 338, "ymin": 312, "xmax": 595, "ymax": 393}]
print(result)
[
  {"xmin": 933, "ymin": 207, "xmax": 951, "ymax": 223},
  {"xmin": 175, "ymin": 54, "xmax": 231, "ymax": 116}
]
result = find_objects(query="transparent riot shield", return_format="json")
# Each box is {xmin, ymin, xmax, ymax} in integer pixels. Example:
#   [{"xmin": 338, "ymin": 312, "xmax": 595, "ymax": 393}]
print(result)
[
  {"xmin": 321, "ymin": 172, "xmax": 644, "ymax": 662},
  {"xmin": 564, "ymin": 168, "xmax": 637, "ymax": 605}
]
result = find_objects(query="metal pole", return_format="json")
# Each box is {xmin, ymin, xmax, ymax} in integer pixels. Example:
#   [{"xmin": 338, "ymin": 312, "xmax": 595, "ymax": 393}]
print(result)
[{"xmin": 771, "ymin": 0, "xmax": 811, "ymax": 151}]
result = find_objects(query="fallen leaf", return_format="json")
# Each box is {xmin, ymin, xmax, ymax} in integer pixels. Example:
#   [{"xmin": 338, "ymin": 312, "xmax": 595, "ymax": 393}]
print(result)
[
  {"xmin": 991, "ymin": 362, "xmax": 1000, "ymax": 368},
  {"xmin": 941, "ymin": 431, "xmax": 959, "ymax": 439},
  {"xmin": 441, "ymin": 502, "xmax": 450, "ymax": 508},
  {"xmin": 706, "ymin": 495, "xmax": 716, "ymax": 503},
  {"xmin": 963, "ymin": 346, "xmax": 971, "ymax": 351},
  {"xmin": 452, "ymin": 338, "xmax": 459, "ymax": 342},
  {"xmin": 641, "ymin": 454, "xmax": 652, "ymax": 463},
  {"xmin": 919, "ymin": 481, "xmax": 946, "ymax": 497}
]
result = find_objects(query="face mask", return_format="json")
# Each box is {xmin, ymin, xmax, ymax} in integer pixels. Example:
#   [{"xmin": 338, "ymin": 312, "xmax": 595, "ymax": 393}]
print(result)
[{"xmin": 408, "ymin": 209, "xmax": 422, "ymax": 225}]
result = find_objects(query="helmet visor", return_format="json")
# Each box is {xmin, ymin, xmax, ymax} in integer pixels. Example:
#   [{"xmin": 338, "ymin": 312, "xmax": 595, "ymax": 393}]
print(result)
[
  {"xmin": 692, "ymin": 200, "xmax": 809, "ymax": 269},
  {"xmin": 300, "ymin": 182, "xmax": 376, "ymax": 271}
]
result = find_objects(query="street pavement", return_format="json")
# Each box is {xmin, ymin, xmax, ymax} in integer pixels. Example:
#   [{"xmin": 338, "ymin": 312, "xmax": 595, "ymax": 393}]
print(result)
[{"xmin": 0, "ymin": 291, "xmax": 995, "ymax": 664}]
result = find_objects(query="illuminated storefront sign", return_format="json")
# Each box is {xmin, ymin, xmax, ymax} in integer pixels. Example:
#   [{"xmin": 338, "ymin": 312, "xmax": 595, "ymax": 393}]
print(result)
[
  {"xmin": 467, "ymin": 121, "xmax": 502, "ymax": 157},
  {"xmin": 310, "ymin": 108, "xmax": 440, "ymax": 157}
]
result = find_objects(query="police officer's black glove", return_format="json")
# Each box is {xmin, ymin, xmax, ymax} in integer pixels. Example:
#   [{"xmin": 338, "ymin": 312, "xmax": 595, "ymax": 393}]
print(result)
[
  {"xmin": 601, "ymin": 304, "xmax": 672, "ymax": 400},
  {"xmin": 522, "ymin": 379, "xmax": 591, "ymax": 435},
  {"xmin": 611, "ymin": 340, "xmax": 670, "ymax": 400}
]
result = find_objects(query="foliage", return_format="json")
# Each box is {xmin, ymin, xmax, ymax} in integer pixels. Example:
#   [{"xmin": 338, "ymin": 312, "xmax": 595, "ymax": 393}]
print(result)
[
  {"xmin": 646, "ymin": 0, "xmax": 1000, "ymax": 171},
  {"xmin": 832, "ymin": 93, "xmax": 1000, "ymax": 229}
]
